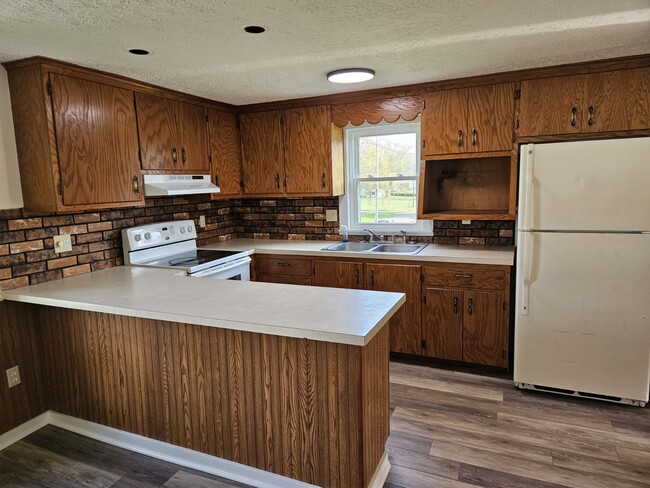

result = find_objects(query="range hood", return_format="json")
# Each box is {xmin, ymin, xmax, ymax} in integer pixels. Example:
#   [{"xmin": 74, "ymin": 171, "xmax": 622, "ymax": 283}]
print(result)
[{"xmin": 143, "ymin": 175, "xmax": 220, "ymax": 197}]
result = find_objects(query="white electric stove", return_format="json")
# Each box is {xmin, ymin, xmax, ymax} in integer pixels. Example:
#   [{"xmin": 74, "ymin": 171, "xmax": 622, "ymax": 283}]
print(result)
[{"xmin": 122, "ymin": 220, "xmax": 251, "ymax": 280}]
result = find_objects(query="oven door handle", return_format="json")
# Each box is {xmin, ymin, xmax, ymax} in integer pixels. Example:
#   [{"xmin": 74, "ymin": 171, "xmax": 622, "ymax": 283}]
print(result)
[{"xmin": 190, "ymin": 256, "xmax": 251, "ymax": 278}]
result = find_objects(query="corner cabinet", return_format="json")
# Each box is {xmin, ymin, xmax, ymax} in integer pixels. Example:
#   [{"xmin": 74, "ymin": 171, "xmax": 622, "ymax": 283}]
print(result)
[
  {"xmin": 6, "ymin": 64, "xmax": 144, "ymax": 212},
  {"xmin": 239, "ymin": 106, "xmax": 344, "ymax": 197},
  {"xmin": 422, "ymin": 263, "xmax": 510, "ymax": 368},
  {"xmin": 208, "ymin": 109, "xmax": 243, "ymax": 198},
  {"xmin": 518, "ymin": 67, "xmax": 650, "ymax": 136},
  {"xmin": 135, "ymin": 93, "xmax": 210, "ymax": 172}
]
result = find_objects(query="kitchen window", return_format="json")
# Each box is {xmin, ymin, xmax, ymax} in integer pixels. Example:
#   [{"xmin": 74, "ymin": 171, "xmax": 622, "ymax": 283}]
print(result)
[{"xmin": 339, "ymin": 119, "xmax": 433, "ymax": 236}]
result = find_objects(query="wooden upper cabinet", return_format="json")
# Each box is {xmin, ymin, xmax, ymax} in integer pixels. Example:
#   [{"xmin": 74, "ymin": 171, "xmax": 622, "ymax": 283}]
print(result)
[
  {"xmin": 5, "ymin": 61, "xmax": 144, "ymax": 212},
  {"xmin": 467, "ymin": 83, "xmax": 516, "ymax": 152},
  {"xmin": 421, "ymin": 88, "xmax": 468, "ymax": 155},
  {"xmin": 51, "ymin": 74, "xmax": 142, "ymax": 206},
  {"xmin": 584, "ymin": 68, "xmax": 650, "ymax": 133},
  {"xmin": 283, "ymin": 105, "xmax": 331, "ymax": 195},
  {"xmin": 313, "ymin": 260, "xmax": 363, "ymax": 289},
  {"xmin": 519, "ymin": 67, "xmax": 650, "ymax": 136},
  {"xmin": 365, "ymin": 263, "xmax": 422, "ymax": 355},
  {"xmin": 240, "ymin": 107, "xmax": 344, "ymax": 197},
  {"xmin": 136, "ymin": 93, "xmax": 209, "ymax": 172},
  {"xmin": 421, "ymin": 83, "xmax": 515, "ymax": 156},
  {"xmin": 518, "ymin": 75, "xmax": 585, "ymax": 136},
  {"xmin": 240, "ymin": 110, "xmax": 284, "ymax": 195},
  {"xmin": 208, "ymin": 109, "xmax": 242, "ymax": 198}
]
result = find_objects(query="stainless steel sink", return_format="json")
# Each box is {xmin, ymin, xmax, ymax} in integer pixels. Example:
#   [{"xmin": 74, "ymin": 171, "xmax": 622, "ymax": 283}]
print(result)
[
  {"xmin": 370, "ymin": 243, "xmax": 427, "ymax": 254},
  {"xmin": 322, "ymin": 242, "xmax": 379, "ymax": 252}
]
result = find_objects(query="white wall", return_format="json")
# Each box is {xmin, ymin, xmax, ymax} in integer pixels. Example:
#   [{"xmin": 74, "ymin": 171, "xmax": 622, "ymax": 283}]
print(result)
[{"xmin": 0, "ymin": 66, "xmax": 23, "ymax": 209}]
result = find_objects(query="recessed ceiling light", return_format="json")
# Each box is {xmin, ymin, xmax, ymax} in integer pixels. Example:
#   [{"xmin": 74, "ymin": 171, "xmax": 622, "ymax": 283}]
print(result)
[
  {"xmin": 327, "ymin": 68, "xmax": 375, "ymax": 84},
  {"xmin": 243, "ymin": 25, "xmax": 266, "ymax": 34},
  {"xmin": 129, "ymin": 49, "xmax": 150, "ymax": 55}
]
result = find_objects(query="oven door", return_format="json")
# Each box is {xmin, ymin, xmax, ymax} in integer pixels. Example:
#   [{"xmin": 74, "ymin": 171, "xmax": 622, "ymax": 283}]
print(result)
[{"xmin": 189, "ymin": 257, "xmax": 251, "ymax": 281}]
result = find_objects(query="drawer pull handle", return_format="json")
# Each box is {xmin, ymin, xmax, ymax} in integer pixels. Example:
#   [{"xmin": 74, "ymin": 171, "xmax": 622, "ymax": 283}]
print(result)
[
  {"xmin": 276, "ymin": 262, "xmax": 290, "ymax": 267},
  {"xmin": 181, "ymin": 147, "xmax": 187, "ymax": 165},
  {"xmin": 132, "ymin": 176, "xmax": 140, "ymax": 194},
  {"xmin": 453, "ymin": 297, "xmax": 458, "ymax": 315},
  {"xmin": 275, "ymin": 174, "xmax": 280, "ymax": 189},
  {"xmin": 454, "ymin": 273, "xmax": 473, "ymax": 279},
  {"xmin": 471, "ymin": 128, "xmax": 478, "ymax": 146},
  {"xmin": 457, "ymin": 129, "xmax": 464, "ymax": 147},
  {"xmin": 370, "ymin": 270, "xmax": 375, "ymax": 286},
  {"xmin": 468, "ymin": 298, "xmax": 473, "ymax": 316},
  {"xmin": 588, "ymin": 105, "xmax": 594, "ymax": 126},
  {"xmin": 355, "ymin": 268, "xmax": 359, "ymax": 286},
  {"xmin": 172, "ymin": 147, "xmax": 178, "ymax": 164},
  {"xmin": 570, "ymin": 107, "xmax": 577, "ymax": 127}
]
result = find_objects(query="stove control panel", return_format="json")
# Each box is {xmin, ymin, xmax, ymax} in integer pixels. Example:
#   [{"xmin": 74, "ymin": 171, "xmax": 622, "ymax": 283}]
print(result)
[{"xmin": 122, "ymin": 220, "xmax": 198, "ymax": 252}]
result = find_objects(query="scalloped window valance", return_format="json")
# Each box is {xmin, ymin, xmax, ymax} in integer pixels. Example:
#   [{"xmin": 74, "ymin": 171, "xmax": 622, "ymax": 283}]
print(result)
[{"xmin": 331, "ymin": 96, "xmax": 423, "ymax": 127}]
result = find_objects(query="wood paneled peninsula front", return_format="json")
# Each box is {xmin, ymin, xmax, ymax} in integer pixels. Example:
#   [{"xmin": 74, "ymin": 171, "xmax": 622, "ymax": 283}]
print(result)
[{"xmin": 1, "ymin": 266, "xmax": 404, "ymax": 488}]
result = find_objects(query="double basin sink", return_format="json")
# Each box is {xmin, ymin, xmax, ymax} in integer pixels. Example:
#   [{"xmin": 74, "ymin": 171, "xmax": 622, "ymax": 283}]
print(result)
[{"xmin": 322, "ymin": 242, "xmax": 427, "ymax": 255}]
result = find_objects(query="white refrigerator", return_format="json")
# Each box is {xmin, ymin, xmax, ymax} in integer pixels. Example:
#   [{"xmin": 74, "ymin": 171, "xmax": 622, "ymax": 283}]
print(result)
[{"xmin": 514, "ymin": 137, "xmax": 650, "ymax": 406}]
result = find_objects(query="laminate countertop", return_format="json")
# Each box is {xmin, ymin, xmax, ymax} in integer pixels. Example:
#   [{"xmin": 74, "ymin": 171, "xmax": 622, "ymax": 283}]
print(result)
[
  {"xmin": 0, "ymin": 266, "xmax": 404, "ymax": 346},
  {"xmin": 201, "ymin": 239, "xmax": 515, "ymax": 266}
]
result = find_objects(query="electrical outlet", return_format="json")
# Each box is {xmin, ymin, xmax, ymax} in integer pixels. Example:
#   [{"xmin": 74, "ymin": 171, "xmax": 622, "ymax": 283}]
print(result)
[
  {"xmin": 6, "ymin": 366, "xmax": 21, "ymax": 388},
  {"xmin": 198, "ymin": 215, "xmax": 206, "ymax": 228},
  {"xmin": 53, "ymin": 234, "xmax": 72, "ymax": 253},
  {"xmin": 325, "ymin": 209, "xmax": 338, "ymax": 222},
  {"xmin": 461, "ymin": 220, "xmax": 472, "ymax": 225}
]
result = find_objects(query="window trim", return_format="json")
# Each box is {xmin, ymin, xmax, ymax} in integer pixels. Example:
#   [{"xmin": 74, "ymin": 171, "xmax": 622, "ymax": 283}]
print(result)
[{"xmin": 339, "ymin": 119, "xmax": 433, "ymax": 236}]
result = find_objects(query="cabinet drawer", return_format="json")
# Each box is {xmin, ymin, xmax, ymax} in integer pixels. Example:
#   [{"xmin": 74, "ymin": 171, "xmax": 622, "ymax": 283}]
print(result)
[
  {"xmin": 256, "ymin": 274, "xmax": 312, "ymax": 286},
  {"xmin": 423, "ymin": 265, "xmax": 506, "ymax": 291},
  {"xmin": 255, "ymin": 256, "xmax": 312, "ymax": 277}
]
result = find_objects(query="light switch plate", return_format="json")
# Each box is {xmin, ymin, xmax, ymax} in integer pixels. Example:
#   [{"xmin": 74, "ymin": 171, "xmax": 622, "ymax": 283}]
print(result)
[
  {"xmin": 53, "ymin": 234, "xmax": 72, "ymax": 253},
  {"xmin": 6, "ymin": 365, "xmax": 20, "ymax": 388},
  {"xmin": 461, "ymin": 220, "xmax": 472, "ymax": 225},
  {"xmin": 199, "ymin": 215, "xmax": 206, "ymax": 228},
  {"xmin": 325, "ymin": 210, "xmax": 338, "ymax": 222}
]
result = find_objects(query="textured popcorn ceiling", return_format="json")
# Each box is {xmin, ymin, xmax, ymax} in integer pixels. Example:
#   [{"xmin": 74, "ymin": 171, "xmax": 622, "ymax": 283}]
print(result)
[{"xmin": 0, "ymin": 1, "xmax": 649, "ymax": 105}]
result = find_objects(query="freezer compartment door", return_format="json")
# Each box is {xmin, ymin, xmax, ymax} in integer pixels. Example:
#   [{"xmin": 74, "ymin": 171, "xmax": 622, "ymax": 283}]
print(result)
[
  {"xmin": 514, "ymin": 232, "xmax": 650, "ymax": 402},
  {"xmin": 518, "ymin": 138, "xmax": 650, "ymax": 232}
]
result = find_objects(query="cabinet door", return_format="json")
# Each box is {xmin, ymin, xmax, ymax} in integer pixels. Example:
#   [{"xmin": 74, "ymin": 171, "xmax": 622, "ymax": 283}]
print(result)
[
  {"xmin": 283, "ymin": 105, "xmax": 331, "ymax": 194},
  {"xmin": 240, "ymin": 111, "xmax": 284, "ymax": 195},
  {"xmin": 208, "ymin": 109, "xmax": 242, "ymax": 197},
  {"xmin": 365, "ymin": 263, "xmax": 421, "ymax": 355},
  {"xmin": 585, "ymin": 68, "xmax": 650, "ymax": 133},
  {"xmin": 421, "ymin": 88, "xmax": 468, "ymax": 155},
  {"xmin": 518, "ymin": 75, "xmax": 585, "ymax": 136},
  {"xmin": 135, "ymin": 93, "xmax": 182, "ymax": 170},
  {"xmin": 422, "ymin": 288, "xmax": 463, "ymax": 361},
  {"xmin": 467, "ymin": 83, "xmax": 515, "ymax": 152},
  {"xmin": 179, "ymin": 102, "xmax": 210, "ymax": 172},
  {"xmin": 50, "ymin": 74, "xmax": 142, "ymax": 206},
  {"xmin": 313, "ymin": 260, "xmax": 363, "ymax": 289},
  {"xmin": 462, "ymin": 291, "xmax": 506, "ymax": 367}
]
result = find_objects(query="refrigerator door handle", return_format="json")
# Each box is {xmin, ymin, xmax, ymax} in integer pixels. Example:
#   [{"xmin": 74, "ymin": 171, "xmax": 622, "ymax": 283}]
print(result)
[
  {"xmin": 521, "ymin": 231, "xmax": 533, "ymax": 315},
  {"xmin": 522, "ymin": 145, "xmax": 535, "ymax": 230}
]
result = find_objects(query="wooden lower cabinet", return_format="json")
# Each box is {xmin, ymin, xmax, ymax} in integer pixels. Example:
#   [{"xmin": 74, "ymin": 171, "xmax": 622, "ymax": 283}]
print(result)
[
  {"xmin": 365, "ymin": 263, "xmax": 422, "ymax": 355},
  {"xmin": 422, "ymin": 264, "xmax": 509, "ymax": 368},
  {"xmin": 313, "ymin": 260, "xmax": 363, "ymax": 289}
]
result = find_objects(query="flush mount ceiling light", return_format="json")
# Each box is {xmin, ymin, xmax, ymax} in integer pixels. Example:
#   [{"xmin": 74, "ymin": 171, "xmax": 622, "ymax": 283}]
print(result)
[
  {"xmin": 327, "ymin": 68, "xmax": 375, "ymax": 84},
  {"xmin": 128, "ymin": 49, "xmax": 150, "ymax": 55},
  {"xmin": 243, "ymin": 25, "xmax": 266, "ymax": 34}
]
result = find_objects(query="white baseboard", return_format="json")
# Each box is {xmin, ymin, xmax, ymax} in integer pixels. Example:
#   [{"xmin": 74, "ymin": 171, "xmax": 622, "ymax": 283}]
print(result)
[
  {"xmin": 48, "ymin": 412, "xmax": 318, "ymax": 488},
  {"xmin": 2, "ymin": 411, "xmax": 391, "ymax": 488},
  {"xmin": 368, "ymin": 451, "xmax": 391, "ymax": 488},
  {"xmin": 0, "ymin": 411, "xmax": 51, "ymax": 451}
]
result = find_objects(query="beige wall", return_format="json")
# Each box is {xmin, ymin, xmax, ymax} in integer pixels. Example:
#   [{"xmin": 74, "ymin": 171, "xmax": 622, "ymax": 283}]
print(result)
[{"xmin": 0, "ymin": 66, "xmax": 23, "ymax": 209}]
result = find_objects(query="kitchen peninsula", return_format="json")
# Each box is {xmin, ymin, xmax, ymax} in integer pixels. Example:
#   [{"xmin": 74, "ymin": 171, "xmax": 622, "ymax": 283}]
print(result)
[{"xmin": 1, "ymin": 266, "xmax": 405, "ymax": 488}]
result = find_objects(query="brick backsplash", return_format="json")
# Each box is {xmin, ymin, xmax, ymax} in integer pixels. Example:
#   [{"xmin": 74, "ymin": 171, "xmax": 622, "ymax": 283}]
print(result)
[
  {"xmin": 0, "ymin": 196, "xmax": 514, "ymax": 290},
  {"xmin": 0, "ymin": 196, "xmax": 240, "ymax": 291}
]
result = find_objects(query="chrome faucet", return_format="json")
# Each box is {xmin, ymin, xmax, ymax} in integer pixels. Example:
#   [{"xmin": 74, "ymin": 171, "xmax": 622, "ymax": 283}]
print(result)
[
  {"xmin": 363, "ymin": 228, "xmax": 384, "ymax": 242},
  {"xmin": 392, "ymin": 230, "xmax": 408, "ymax": 244}
]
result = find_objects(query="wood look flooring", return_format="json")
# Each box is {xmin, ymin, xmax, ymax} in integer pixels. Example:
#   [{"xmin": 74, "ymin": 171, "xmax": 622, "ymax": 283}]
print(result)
[{"xmin": 1, "ymin": 362, "xmax": 649, "ymax": 487}]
